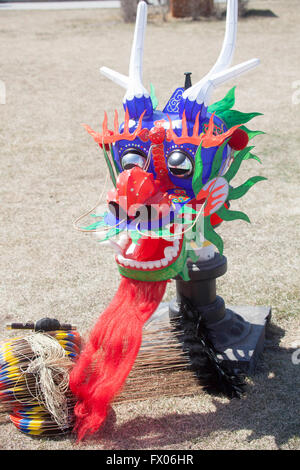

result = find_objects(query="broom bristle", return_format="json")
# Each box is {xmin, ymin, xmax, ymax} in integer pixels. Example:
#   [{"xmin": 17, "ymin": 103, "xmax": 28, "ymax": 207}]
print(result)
[{"xmin": 69, "ymin": 276, "xmax": 167, "ymax": 441}]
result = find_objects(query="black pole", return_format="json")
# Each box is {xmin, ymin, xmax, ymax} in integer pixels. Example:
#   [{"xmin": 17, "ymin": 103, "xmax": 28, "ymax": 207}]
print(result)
[
  {"xmin": 184, "ymin": 72, "xmax": 192, "ymax": 90},
  {"xmin": 169, "ymin": 253, "xmax": 227, "ymax": 325}
]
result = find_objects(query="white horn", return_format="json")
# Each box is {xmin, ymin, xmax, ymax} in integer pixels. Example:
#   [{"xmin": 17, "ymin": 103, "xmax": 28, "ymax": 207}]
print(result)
[
  {"xmin": 182, "ymin": 0, "xmax": 260, "ymax": 107},
  {"xmin": 100, "ymin": 1, "xmax": 150, "ymax": 102}
]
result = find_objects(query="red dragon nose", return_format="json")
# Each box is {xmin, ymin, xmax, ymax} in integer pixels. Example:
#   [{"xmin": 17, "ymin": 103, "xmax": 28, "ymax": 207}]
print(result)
[{"xmin": 107, "ymin": 166, "xmax": 171, "ymax": 221}]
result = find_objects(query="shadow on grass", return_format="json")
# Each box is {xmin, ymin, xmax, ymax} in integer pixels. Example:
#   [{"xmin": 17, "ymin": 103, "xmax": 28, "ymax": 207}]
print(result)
[
  {"xmin": 243, "ymin": 9, "xmax": 278, "ymax": 18},
  {"xmin": 92, "ymin": 322, "xmax": 299, "ymax": 449},
  {"xmin": 219, "ymin": 9, "xmax": 278, "ymax": 19}
]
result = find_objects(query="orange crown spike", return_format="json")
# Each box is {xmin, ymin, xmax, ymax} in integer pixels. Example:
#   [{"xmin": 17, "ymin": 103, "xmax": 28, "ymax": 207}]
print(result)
[
  {"xmin": 102, "ymin": 111, "xmax": 108, "ymax": 136},
  {"xmin": 202, "ymin": 123, "xmax": 241, "ymax": 148},
  {"xmin": 123, "ymin": 108, "xmax": 130, "ymax": 134},
  {"xmin": 84, "ymin": 109, "xmax": 148, "ymax": 146},
  {"xmin": 181, "ymin": 111, "xmax": 188, "ymax": 138},
  {"xmin": 114, "ymin": 110, "xmax": 119, "ymax": 135},
  {"xmin": 192, "ymin": 112, "xmax": 200, "ymax": 138}
]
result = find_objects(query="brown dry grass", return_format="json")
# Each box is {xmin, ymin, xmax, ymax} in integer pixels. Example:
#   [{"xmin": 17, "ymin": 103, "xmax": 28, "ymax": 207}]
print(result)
[{"xmin": 0, "ymin": 0, "xmax": 299, "ymax": 450}]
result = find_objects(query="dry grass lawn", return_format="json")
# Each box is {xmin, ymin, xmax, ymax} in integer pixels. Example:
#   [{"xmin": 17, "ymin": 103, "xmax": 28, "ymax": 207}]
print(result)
[{"xmin": 0, "ymin": 0, "xmax": 299, "ymax": 450}]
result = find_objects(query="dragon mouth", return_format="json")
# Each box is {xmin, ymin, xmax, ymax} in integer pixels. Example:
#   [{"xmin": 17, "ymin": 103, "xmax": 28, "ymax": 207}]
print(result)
[{"xmin": 112, "ymin": 228, "xmax": 182, "ymax": 272}]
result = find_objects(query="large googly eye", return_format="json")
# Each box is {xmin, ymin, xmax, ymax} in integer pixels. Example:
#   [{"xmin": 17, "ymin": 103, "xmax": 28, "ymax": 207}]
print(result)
[
  {"xmin": 121, "ymin": 149, "xmax": 147, "ymax": 170},
  {"xmin": 167, "ymin": 150, "xmax": 193, "ymax": 178}
]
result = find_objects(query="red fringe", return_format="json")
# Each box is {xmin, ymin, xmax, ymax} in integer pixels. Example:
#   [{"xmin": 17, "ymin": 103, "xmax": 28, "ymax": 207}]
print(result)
[{"xmin": 69, "ymin": 276, "xmax": 167, "ymax": 441}]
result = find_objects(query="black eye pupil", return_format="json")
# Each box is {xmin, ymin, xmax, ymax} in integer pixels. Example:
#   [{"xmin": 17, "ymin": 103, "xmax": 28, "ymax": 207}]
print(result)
[
  {"xmin": 121, "ymin": 149, "xmax": 146, "ymax": 170},
  {"xmin": 167, "ymin": 151, "xmax": 193, "ymax": 178}
]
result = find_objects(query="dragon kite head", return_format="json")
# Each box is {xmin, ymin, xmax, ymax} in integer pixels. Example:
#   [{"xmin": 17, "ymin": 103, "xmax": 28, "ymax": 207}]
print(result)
[{"xmin": 82, "ymin": 0, "xmax": 266, "ymax": 282}]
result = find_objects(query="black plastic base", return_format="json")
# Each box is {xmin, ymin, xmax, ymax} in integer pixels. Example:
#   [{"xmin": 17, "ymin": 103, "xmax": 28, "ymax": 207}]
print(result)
[
  {"xmin": 168, "ymin": 253, "xmax": 271, "ymax": 374},
  {"xmin": 147, "ymin": 303, "xmax": 271, "ymax": 374}
]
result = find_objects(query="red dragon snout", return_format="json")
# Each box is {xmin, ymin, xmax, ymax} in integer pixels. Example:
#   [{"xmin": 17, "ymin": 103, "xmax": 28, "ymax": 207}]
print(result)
[{"xmin": 107, "ymin": 166, "xmax": 171, "ymax": 222}]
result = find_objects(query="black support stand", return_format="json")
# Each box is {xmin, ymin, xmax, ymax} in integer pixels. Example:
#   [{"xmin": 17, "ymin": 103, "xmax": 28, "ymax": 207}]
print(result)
[{"xmin": 169, "ymin": 254, "xmax": 271, "ymax": 373}]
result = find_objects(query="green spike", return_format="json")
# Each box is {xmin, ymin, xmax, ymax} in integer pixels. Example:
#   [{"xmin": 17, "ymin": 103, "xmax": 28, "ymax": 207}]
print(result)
[
  {"xmin": 152, "ymin": 227, "xmax": 173, "ymax": 238},
  {"xmin": 208, "ymin": 86, "xmax": 236, "ymax": 114},
  {"xmin": 210, "ymin": 140, "xmax": 228, "ymax": 179},
  {"xmin": 228, "ymin": 176, "xmax": 267, "ymax": 200},
  {"xmin": 187, "ymin": 245, "xmax": 199, "ymax": 263},
  {"xmin": 109, "ymin": 144, "xmax": 120, "ymax": 176},
  {"xmin": 129, "ymin": 230, "xmax": 143, "ymax": 244},
  {"xmin": 103, "ymin": 144, "xmax": 117, "ymax": 187},
  {"xmin": 178, "ymin": 205, "xmax": 198, "ymax": 216},
  {"xmin": 90, "ymin": 212, "xmax": 107, "ymax": 218},
  {"xmin": 150, "ymin": 83, "xmax": 158, "ymax": 110},
  {"xmin": 192, "ymin": 143, "xmax": 204, "ymax": 197},
  {"xmin": 223, "ymin": 146, "xmax": 254, "ymax": 183},
  {"xmin": 219, "ymin": 110, "xmax": 263, "ymax": 128},
  {"xmin": 216, "ymin": 205, "xmax": 250, "ymax": 223},
  {"xmin": 179, "ymin": 262, "xmax": 190, "ymax": 281},
  {"xmin": 99, "ymin": 227, "xmax": 123, "ymax": 242},
  {"xmin": 82, "ymin": 219, "xmax": 107, "ymax": 231},
  {"xmin": 241, "ymin": 126, "xmax": 266, "ymax": 140},
  {"xmin": 243, "ymin": 152, "xmax": 262, "ymax": 164},
  {"xmin": 203, "ymin": 217, "xmax": 224, "ymax": 255}
]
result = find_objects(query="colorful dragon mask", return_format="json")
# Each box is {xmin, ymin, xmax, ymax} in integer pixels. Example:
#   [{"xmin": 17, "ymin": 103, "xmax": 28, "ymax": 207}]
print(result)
[{"xmin": 83, "ymin": 0, "xmax": 265, "ymax": 283}]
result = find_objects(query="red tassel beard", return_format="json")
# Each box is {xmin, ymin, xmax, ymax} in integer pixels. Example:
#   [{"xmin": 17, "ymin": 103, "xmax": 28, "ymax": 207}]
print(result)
[{"xmin": 69, "ymin": 276, "xmax": 167, "ymax": 441}]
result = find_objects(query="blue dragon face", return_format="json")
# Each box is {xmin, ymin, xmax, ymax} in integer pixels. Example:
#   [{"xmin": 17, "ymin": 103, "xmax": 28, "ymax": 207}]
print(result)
[{"xmin": 113, "ymin": 107, "xmax": 230, "ymax": 199}]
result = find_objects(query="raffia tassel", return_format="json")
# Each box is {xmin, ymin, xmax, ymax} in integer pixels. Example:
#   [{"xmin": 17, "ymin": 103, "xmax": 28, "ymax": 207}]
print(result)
[{"xmin": 25, "ymin": 333, "xmax": 73, "ymax": 429}]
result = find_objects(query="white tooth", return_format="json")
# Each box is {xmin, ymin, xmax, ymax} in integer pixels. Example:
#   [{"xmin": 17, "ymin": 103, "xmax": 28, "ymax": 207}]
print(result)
[
  {"xmin": 174, "ymin": 240, "xmax": 180, "ymax": 250},
  {"xmin": 161, "ymin": 258, "xmax": 168, "ymax": 266},
  {"xmin": 153, "ymin": 260, "xmax": 162, "ymax": 268},
  {"xmin": 140, "ymin": 262, "xmax": 149, "ymax": 270},
  {"xmin": 164, "ymin": 247, "xmax": 174, "ymax": 260},
  {"xmin": 147, "ymin": 261, "xmax": 154, "ymax": 269}
]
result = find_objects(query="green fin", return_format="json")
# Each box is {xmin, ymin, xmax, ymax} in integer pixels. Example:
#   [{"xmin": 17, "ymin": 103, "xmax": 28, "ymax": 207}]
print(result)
[
  {"xmin": 216, "ymin": 206, "xmax": 250, "ymax": 223},
  {"xmin": 219, "ymin": 110, "xmax": 262, "ymax": 128},
  {"xmin": 228, "ymin": 176, "xmax": 267, "ymax": 200},
  {"xmin": 243, "ymin": 152, "xmax": 262, "ymax": 164},
  {"xmin": 203, "ymin": 217, "xmax": 223, "ymax": 255},
  {"xmin": 90, "ymin": 212, "xmax": 107, "ymax": 218},
  {"xmin": 109, "ymin": 144, "xmax": 120, "ymax": 176},
  {"xmin": 178, "ymin": 205, "xmax": 198, "ymax": 215},
  {"xmin": 210, "ymin": 140, "xmax": 228, "ymax": 179},
  {"xmin": 192, "ymin": 143, "xmax": 204, "ymax": 196},
  {"xmin": 208, "ymin": 87, "xmax": 236, "ymax": 114},
  {"xmin": 241, "ymin": 126, "xmax": 266, "ymax": 140},
  {"xmin": 82, "ymin": 219, "xmax": 107, "ymax": 231},
  {"xmin": 187, "ymin": 246, "xmax": 199, "ymax": 263},
  {"xmin": 179, "ymin": 262, "xmax": 190, "ymax": 281},
  {"xmin": 130, "ymin": 230, "xmax": 143, "ymax": 244},
  {"xmin": 103, "ymin": 144, "xmax": 117, "ymax": 187},
  {"xmin": 153, "ymin": 227, "xmax": 173, "ymax": 238},
  {"xmin": 224, "ymin": 146, "xmax": 254, "ymax": 183},
  {"xmin": 150, "ymin": 83, "xmax": 158, "ymax": 110},
  {"xmin": 99, "ymin": 227, "xmax": 123, "ymax": 241}
]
